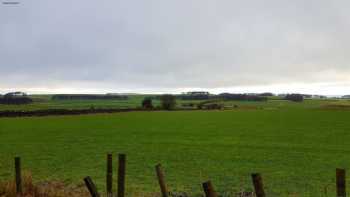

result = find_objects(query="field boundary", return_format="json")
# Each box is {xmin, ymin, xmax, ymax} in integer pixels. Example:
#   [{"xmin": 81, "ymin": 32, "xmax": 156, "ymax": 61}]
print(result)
[{"xmin": 0, "ymin": 108, "xmax": 201, "ymax": 118}]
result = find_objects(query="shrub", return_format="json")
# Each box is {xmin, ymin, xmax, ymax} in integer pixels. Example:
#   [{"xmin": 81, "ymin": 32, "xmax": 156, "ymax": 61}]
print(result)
[
  {"xmin": 142, "ymin": 97, "xmax": 153, "ymax": 109},
  {"xmin": 160, "ymin": 94, "xmax": 176, "ymax": 110}
]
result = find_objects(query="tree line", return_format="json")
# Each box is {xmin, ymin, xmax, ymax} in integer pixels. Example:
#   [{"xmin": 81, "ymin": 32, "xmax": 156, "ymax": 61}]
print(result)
[
  {"xmin": 142, "ymin": 93, "xmax": 305, "ymax": 110},
  {"xmin": 0, "ymin": 94, "xmax": 33, "ymax": 105},
  {"xmin": 51, "ymin": 94, "xmax": 128, "ymax": 100}
]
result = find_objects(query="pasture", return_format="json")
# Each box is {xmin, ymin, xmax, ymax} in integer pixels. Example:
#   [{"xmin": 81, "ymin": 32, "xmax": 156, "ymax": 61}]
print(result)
[
  {"xmin": 0, "ymin": 95, "xmax": 148, "ymax": 111},
  {"xmin": 1, "ymin": 99, "xmax": 350, "ymax": 196}
]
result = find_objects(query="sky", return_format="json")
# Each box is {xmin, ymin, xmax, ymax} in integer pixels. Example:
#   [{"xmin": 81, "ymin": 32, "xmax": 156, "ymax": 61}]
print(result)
[{"xmin": 0, "ymin": 0, "xmax": 350, "ymax": 95}]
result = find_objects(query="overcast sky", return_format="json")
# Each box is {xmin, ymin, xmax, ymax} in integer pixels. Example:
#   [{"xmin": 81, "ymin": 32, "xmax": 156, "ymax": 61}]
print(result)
[{"xmin": 1, "ymin": 0, "xmax": 350, "ymax": 95}]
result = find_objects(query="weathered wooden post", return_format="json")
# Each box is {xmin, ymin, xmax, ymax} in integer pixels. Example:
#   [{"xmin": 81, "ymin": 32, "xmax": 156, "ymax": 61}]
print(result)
[
  {"xmin": 202, "ymin": 180, "xmax": 218, "ymax": 197},
  {"xmin": 155, "ymin": 164, "xmax": 169, "ymax": 197},
  {"xmin": 252, "ymin": 173, "xmax": 266, "ymax": 197},
  {"xmin": 84, "ymin": 176, "xmax": 100, "ymax": 197},
  {"xmin": 15, "ymin": 157, "xmax": 22, "ymax": 195},
  {"xmin": 337, "ymin": 168, "xmax": 346, "ymax": 197},
  {"xmin": 106, "ymin": 154, "xmax": 113, "ymax": 197},
  {"xmin": 118, "ymin": 154, "xmax": 126, "ymax": 197}
]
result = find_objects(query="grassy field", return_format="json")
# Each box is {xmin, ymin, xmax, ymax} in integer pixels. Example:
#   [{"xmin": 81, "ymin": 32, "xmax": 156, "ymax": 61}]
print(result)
[
  {"xmin": 0, "ymin": 94, "xmax": 345, "ymax": 112},
  {"xmin": 0, "ymin": 94, "xmax": 209, "ymax": 111},
  {"xmin": 1, "ymin": 99, "xmax": 350, "ymax": 196},
  {"xmin": 0, "ymin": 95, "xmax": 148, "ymax": 111}
]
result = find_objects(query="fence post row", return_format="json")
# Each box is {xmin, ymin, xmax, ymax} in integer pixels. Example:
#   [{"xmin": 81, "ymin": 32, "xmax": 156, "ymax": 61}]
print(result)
[
  {"xmin": 84, "ymin": 176, "xmax": 100, "ymax": 197},
  {"xmin": 118, "ymin": 154, "xmax": 126, "ymax": 197},
  {"xmin": 15, "ymin": 157, "xmax": 22, "ymax": 195},
  {"xmin": 106, "ymin": 154, "xmax": 113, "ymax": 197},
  {"xmin": 11, "ymin": 155, "xmax": 350, "ymax": 197},
  {"xmin": 252, "ymin": 173, "xmax": 266, "ymax": 197},
  {"xmin": 155, "ymin": 164, "xmax": 169, "ymax": 197},
  {"xmin": 202, "ymin": 180, "xmax": 218, "ymax": 197},
  {"xmin": 337, "ymin": 168, "xmax": 346, "ymax": 197}
]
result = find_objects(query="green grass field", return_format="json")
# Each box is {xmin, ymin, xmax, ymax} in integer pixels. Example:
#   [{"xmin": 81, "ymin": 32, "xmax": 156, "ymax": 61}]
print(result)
[
  {"xmin": 0, "ymin": 95, "xmax": 149, "ymax": 111},
  {"xmin": 0, "ymin": 94, "xmax": 207, "ymax": 111},
  {"xmin": 1, "ymin": 99, "xmax": 350, "ymax": 196}
]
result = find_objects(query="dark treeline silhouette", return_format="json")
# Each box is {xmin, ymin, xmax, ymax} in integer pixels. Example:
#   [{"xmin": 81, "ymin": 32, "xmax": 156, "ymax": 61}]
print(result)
[
  {"xmin": 178, "ymin": 92, "xmax": 270, "ymax": 101},
  {"xmin": 160, "ymin": 94, "xmax": 176, "ymax": 110},
  {"xmin": 52, "ymin": 94, "xmax": 128, "ymax": 100},
  {"xmin": 258, "ymin": 92, "xmax": 274, "ymax": 97},
  {"xmin": 0, "ymin": 108, "xmax": 200, "ymax": 118},
  {"xmin": 0, "ymin": 108, "xmax": 139, "ymax": 117},
  {"xmin": 178, "ymin": 94, "xmax": 210, "ymax": 100},
  {"xmin": 178, "ymin": 91, "xmax": 210, "ymax": 100},
  {"xmin": 142, "ymin": 97, "xmax": 153, "ymax": 109},
  {"xmin": 285, "ymin": 94, "xmax": 304, "ymax": 102},
  {"xmin": 216, "ymin": 93, "xmax": 268, "ymax": 101},
  {"xmin": 0, "ymin": 94, "xmax": 33, "ymax": 105}
]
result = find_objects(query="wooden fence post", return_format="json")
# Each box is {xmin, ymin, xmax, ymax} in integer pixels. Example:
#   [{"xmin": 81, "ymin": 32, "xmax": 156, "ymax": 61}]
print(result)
[
  {"xmin": 106, "ymin": 154, "xmax": 113, "ymax": 197},
  {"xmin": 15, "ymin": 157, "xmax": 22, "ymax": 195},
  {"xmin": 118, "ymin": 154, "xmax": 126, "ymax": 197},
  {"xmin": 202, "ymin": 180, "xmax": 218, "ymax": 197},
  {"xmin": 155, "ymin": 164, "xmax": 169, "ymax": 197},
  {"xmin": 84, "ymin": 176, "xmax": 100, "ymax": 197},
  {"xmin": 252, "ymin": 173, "xmax": 266, "ymax": 197},
  {"xmin": 337, "ymin": 168, "xmax": 346, "ymax": 197}
]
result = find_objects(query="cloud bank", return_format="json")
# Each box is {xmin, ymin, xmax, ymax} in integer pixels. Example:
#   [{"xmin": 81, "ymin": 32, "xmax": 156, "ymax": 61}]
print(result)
[{"xmin": 1, "ymin": 0, "xmax": 350, "ymax": 94}]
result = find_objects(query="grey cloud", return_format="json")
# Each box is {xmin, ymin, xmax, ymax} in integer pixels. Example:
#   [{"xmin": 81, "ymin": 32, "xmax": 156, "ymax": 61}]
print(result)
[{"xmin": 1, "ymin": 0, "xmax": 350, "ymax": 93}]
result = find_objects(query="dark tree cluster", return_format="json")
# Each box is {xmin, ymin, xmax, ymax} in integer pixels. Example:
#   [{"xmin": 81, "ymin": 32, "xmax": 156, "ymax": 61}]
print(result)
[
  {"xmin": 160, "ymin": 94, "xmax": 176, "ymax": 110},
  {"xmin": 0, "ymin": 95, "xmax": 33, "ymax": 105},
  {"xmin": 216, "ymin": 93, "xmax": 267, "ymax": 101},
  {"xmin": 301, "ymin": 94, "xmax": 312, "ymax": 99},
  {"xmin": 178, "ymin": 92, "xmax": 211, "ymax": 100},
  {"xmin": 285, "ymin": 94, "xmax": 304, "ymax": 102},
  {"xmin": 142, "ymin": 97, "xmax": 153, "ymax": 109},
  {"xmin": 258, "ymin": 92, "xmax": 274, "ymax": 97},
  {"xmin": 52, "ymin": 94, "xmax": 128, "ymax": 100}
]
